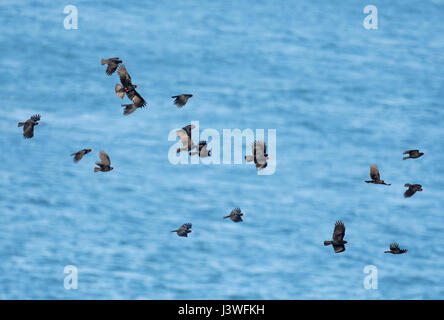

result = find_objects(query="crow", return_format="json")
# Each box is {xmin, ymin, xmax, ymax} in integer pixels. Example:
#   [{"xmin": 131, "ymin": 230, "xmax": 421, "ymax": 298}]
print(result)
[
  {"xmin": 18, "ymin": 114, "xmax": 40, "ymax": 139},
  {"xmin": 101, "ymin": 57, "xmax": 123, "ymax": 75},
  {"xmin": 403, "ymin": 149, "xmax": 425, "ymax": 160},
  {"xmin": 172, "ymin": 94, "xmax": 193, "ymax": 108},
  {"xmin": 171, "ymin": 223, "xmax": 192, "ymax": 237},
  {"xmin": 365, "ymin": 164, "xmax": 391, "ymax": 185},
  {"xmin": 94, "ymin": 151, "xmax": 114, "ymax": 172},
  {"xmin": 223, "ymin": 208, "xmax": 245, "ymax": 222},
  {"xmin": 404, "ymin": 184, "xmax": 423, "ymax": 198},
  {"xmin": 245, "ymin": 140, "xmax": 269, "ymax": 170},
  {"xmin": 115, "ymin": 65, "xmax": 146, "ymax": 112},
  {"xmin": 384, "ymin": 243, "xmax": 407, "ymax": 254},
  {"xmin": 189, "ymin": 140, "xmax": 211, "ymax": 158},
  {"xmin": 324, "ymin": 220, "xmax": 348, "ymax": 253},
  {"xmin": 176, "ymin": 125, "xmax": 196, "ymax": 153},
  {"xmin": 71, "ymin": 149, "xmax": 93, "ymax": 163}
]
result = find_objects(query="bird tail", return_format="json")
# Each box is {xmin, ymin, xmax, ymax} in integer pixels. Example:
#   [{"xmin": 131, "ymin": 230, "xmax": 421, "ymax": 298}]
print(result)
[
  {"xmin": 223, "ymin": 215, "xmax": 230, "ymax": 219},
  {"xmin": 384, "ymin": 251, "xmax": 391, "ymax": 253},
  {"xmin": 18, "ymin": 122, "xmax": 25, "ymax": 127},
  {"xmin": 101, "ymin": 58, "xmax": 107, "ymax": 65},
  {"xmin": 324, "ymin": 241, "xmax": 332, "ymax": 246},
  {"xmin": 171, "ymin": 230, "xmax": 178, "ymax": 233},
  {"xmin": 171, "ymin": 95, "xmax": 179, "ymax": 98},
  {"xmin": 115, "ymin": 84, "xmax": 125, "ymax": 98},
  {"xmin": 94, "ymin": 167, "xmax": 101, "ymax": 173},
  {"xmin": 364, "ymin": 180, "xmax": 372, "ymax": 183},
  {"xmin": 245, "ymin": 155, "xmax": 254, "ymax": 162},
  {"xmin": 402, "ymin": 156, "xmax": 409, "ymax": 160}
]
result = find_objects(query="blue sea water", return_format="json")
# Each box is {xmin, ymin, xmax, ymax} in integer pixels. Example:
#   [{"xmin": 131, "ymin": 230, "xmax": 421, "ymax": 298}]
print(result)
[{"xmin": 0, "ymin": 0, "xmax": 444, "ymax": 299}]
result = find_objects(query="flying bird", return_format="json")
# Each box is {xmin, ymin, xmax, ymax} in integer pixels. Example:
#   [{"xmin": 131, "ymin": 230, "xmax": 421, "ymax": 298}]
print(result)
[
  {"xmin": 189, "ymin": 140, "xmax": 211, "ymax": 158},
  {"xmin": 171, "ymin": 223, "xmax": 192, "ymax": 237},
  {"xmin": 172, "ymin": 94, "xmax": 193, "ymax": 108},
  {"xmin": 94, "ymin": 151, "xmax": 114, "ymax": 172},
  {"xmin": 245, "ymin": 140, "xmax": 269, "ymax": 170},
  {"xmin": 384, "ymin": 243, "xmax": 407, "ymax": 254},
  {"xmin": 324, "ymin": 220, "xmax": 348, "ymax": 253},
  {"xmin": 403, "ymin": 149, "xmax": 425, "ymax": 160},
  {"xmin": 365, "ymin": 164, "xmax": 391, "ymax": 185},
  {"xmin": 101, "ymin": 57, "xmax": 123, "ymax": 75},
  {"xmin": 18, "ymin": 114, "xmax": 40, "ymax": 139},
  {"xmin": 115, "ymin": 65, "xmax": 146, "ymax": 113},
  {"xmin": 71, "ymin": 149, "xmax": 93, "ymax": 163},
  {"xmin": 176, "ymin": 125, "xmax": 196, "ymax": 153},
  {"xmin": 404, "ymin": 184, "xmax": 423, "ymax": 198},
  {"xmin": 223, "ymin": 208, "xmax": 245, "ymax": 222}
]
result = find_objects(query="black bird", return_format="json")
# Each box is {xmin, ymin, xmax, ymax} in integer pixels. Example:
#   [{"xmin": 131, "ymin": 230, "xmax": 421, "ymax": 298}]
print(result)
[
  {"xmin": 404, "ymin": 184, "xmax": 423, "ymax": 198},
  {"xmin": 324, "ymin": 220, "xmax": 348, "ymax": 253},
  {"xmin": 18, "ymin": 114, "xmax": 40, "ymax": 139},
  {"xmin": 101, "ymin": 57, "xmax": 123, "ymax": 75},
  {"xmin": 71, "ymin": 149, "xmax": 93, "ymax": 163},
  {"xmin": 115, "ymin": 65, "xmax": 146, "ymax": 113},
  {"xmin": 245, "ymin": 140, "xmax": 269, "ymax": 170},
  {"xmin": 176, "ymin": 124, "xmax": 196, "ymax": 153},
  {"xmin": 403, "ymin": 149, "xmax": 425, "ymax": 160},
  {"xmin": 365, "ymin": 164, "xmax": 391, "ymax": 185},
  {"xmin": 171, "ymin": 223, "xmax": 192, "ymax": 237},
  {"xmin": 189, "ymin": 140, "xmax": 211, "ymax": 158},
  {"xmin": 223, "ymin": 208, "xmax": 245, "ymax": 222},
  {"xmin": 384, "ymin": 243, "xmax": 408, "ymax": 254},
  {"xmin": 94, "ymin": 151, "xmax": 114, "ymax": 172},
  {"xmin": 172, "ymin": 94, "xmax": 193, "ymax": 108}
]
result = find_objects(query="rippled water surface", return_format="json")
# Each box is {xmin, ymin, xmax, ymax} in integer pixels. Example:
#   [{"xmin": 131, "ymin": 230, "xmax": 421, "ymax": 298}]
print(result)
[{"xmin": 0, "ymin": 0, "xmax": 443, "ymax": 299}]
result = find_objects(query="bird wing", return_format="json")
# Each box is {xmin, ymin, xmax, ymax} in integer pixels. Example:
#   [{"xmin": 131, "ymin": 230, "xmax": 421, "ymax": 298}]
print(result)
[
  {"xmin": 126, "ymin": 89, "xmax": 146, "ymax": 107},
  {"xmin": 390, "ymin": 243, "xmax": 399, "ymax": 250},
  {"xmin": 31, "ymin": 114, "xmax": 40, "ymax": 122},
  {"xmin": 183, "ymin": 223, "xmax": 192, "ymax": 230},
  {"xmin": 199, "ymin": 140, "xmax": 207, "ymax": 149},
  {"xmin": 183, "ymin": 125, "xmax": 195, "ymax": 137},
  {"xmin": 333, "ymin": 220, "xmax": 345, "ymax": 242},
  {"xmin": 23, "ymin": 121, "xmax": 35, "ymax": 138},
  {"xmin": 118, "ymin": 65, "xmax": 132, "ymax": 86},
  {"xmin": 333, "ymin": 244, "xmax": 345, "ymax": 253},
  {"xmin": 231, "ymin": 208, "xmax": 241, "ymax": 215},
  {"xmin": 253, "ymin": 141, "xmax": 267, "ymax": 157},
  {"xmin": 73, "ymin": 151, "xmax": 84, "ymax": 162},
  {"xmin": 403, "ymin": 150, "xmax": 418, "ymax": 155},
  {"xmin": 173, "ymin": 95, "xmax": 185, "ymax": 107},
  {"xmin": 106, "ymin": 63, "xmax": 118, "ymax": 75},
  {"xmin": 370, "ymin": 164, "xmax": 380, "ymax": 181},
  {"xmin": 404, "ymin": 186, "xmax": 416, "ymax": 198},
  {"xmin": 99, "ymin": 151, "xmax": 111, "ymax": 165},
  {"xmin": 176, "ymin": 129, "xmax": 192, "ymax": 148},
  {"xmin": 122, "ymin": 104, "xmax": 137, "ymax": 115}
]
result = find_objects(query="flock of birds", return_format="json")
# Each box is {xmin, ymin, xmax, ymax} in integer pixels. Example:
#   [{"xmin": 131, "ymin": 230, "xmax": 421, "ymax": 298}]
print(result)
[{"xmin": 17, "ymin": 57, "xmax": 425, "ymax": 255}]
